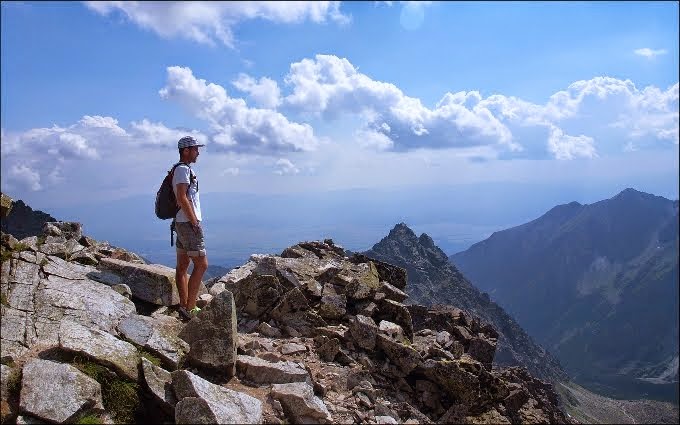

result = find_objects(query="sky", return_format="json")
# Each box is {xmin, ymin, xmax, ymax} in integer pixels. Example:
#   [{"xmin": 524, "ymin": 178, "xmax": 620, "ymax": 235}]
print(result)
[{"xmin": 1, "ymin": 1, "xmax": 679, "ymax": 266}]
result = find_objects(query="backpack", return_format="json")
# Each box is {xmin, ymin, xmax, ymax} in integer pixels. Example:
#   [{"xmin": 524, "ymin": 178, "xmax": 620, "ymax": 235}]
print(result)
[{"xmin": 155, "ymin": 162, "xmax": 188, "ymax": 220}]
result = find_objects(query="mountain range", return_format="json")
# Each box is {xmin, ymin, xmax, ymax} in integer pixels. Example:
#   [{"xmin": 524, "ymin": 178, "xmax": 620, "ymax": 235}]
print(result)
[{"xmin": 451, "ymin": 188, "xmax": 679, "ymax": 402}]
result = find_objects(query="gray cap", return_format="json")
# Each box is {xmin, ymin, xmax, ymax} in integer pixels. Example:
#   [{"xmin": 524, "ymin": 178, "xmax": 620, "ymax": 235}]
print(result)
[{"xmin": 178, "ymin": 136, "xmax": 205, "ymax": 149}]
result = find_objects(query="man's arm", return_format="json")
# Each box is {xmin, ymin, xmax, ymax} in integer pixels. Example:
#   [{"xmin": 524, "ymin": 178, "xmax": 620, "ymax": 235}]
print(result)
[{"xmin": 175, "ymin": 183, "xmax": 199, "ymax": 227}]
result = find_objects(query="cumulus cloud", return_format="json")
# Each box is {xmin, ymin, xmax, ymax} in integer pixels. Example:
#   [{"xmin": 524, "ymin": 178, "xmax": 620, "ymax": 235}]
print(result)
[
  {"xmin": 84, "ymin": 1, "xmax": 350, "ymax": 48},
  {"xmin": 232, "ymin": 73, "xmax": 282, "ymax": 109},
  {"xmin": 0, "ymin": 115, "xmax": 207, "ymax": 192},
  {"xmin": 274, "ymin": 158, "xmax": 300, "ymax": 175},
  {"xmin": 281, "ymin": 55, "xmax": 679, "ymax": 159},
  {"xmin": 160, "ymin": 66, "xmax": 319, "ymax": 154},
  {"xmin": 547, "ymin": 126, "xmax": 597, "ymax": 160},
  {"xmin": 8, "ymin": 164, "xmax": 42, "ymax": 191},
  {"xmin": 634, "ymin": 48, "xmax": 668, "ymax": 58}
]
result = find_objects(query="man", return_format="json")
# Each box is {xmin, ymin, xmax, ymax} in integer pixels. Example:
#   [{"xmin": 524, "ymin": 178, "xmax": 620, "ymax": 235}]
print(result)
[{"xmin": 173, "ymin": 136, "xmax": 208, "ymax": 320}]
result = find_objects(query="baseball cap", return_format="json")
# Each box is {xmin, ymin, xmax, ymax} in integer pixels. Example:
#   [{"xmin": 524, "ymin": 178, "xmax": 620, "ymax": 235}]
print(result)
[{"xmin": 178, "ymin": 136, "xmax": 205, "ymax": 149}]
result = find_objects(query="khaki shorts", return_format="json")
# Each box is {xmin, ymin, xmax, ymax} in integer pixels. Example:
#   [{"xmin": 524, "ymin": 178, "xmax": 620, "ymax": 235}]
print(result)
[{"xmin": 174, "ymin": 222, "xmax": 206, "ymax": 257}]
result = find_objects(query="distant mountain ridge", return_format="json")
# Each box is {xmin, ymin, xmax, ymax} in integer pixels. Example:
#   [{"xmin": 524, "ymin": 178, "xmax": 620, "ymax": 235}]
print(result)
[
  {"xmin": 451, "ymin": 188, "xmax": 679, "ymax": 402},
  {"xmin": 363, "ymin": 223, "xmax": 568, "ymax": 382}
]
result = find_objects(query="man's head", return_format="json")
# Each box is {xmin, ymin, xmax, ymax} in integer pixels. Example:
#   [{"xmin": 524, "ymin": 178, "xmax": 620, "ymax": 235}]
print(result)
[{"xmin": 178, "ymin": 136, "xmax": 205, "ymax": 163}]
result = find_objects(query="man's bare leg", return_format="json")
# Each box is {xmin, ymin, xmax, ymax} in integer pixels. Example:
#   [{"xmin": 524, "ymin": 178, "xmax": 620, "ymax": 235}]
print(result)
[
  {"xmin": 176, "ymin": 250, "xmax": 191, "ymax": 309},
  {"xmin": 187, "ymin": 255, "xmax": 208, "ymax": 310}
]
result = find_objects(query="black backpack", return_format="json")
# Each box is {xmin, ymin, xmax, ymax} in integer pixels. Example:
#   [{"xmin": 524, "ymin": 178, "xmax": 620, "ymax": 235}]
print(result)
[{"xmin": 155, "ymin": 162, "xmax": 188, "ymax": 220}]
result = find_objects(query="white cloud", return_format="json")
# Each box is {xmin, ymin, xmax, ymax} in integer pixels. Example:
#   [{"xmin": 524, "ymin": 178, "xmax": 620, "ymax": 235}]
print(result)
[
  {"xmin": 547, "ymin": 126, "xmax": 597, "ymax": 160},
  {"xmin": 281, "ymin": 56, "xmax": 678, "ymax": 158},
  {"xmin": 634, "ymin": 48, "xmax": 668, "ymax": 59},
  {"xmin": 232, "ymin": 73, "xmax": 282, "ymax": 109},
  {"xmin": 8, "ymin": 164, "xmax": 42, "ymax": 192},
  {"xmin": 283, "ymin": 55, "xmax": 518, "ymax": 152},
  {"xmin": 160, "ymin": 66, "xmax": 319, "ymax": 154},
  {"xmin": 274, "ymin": 158, "xmax": 300, "ymax": 175},
  {"xmin": 84, "ymin": 1, "xmax": 350, "ymax": 48}
]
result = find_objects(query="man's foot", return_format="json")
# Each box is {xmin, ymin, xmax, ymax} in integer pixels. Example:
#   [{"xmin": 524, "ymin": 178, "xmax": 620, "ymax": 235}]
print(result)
[{"xmin": 178, "ymin": 306, "xmax": 192, "ymax": 321}]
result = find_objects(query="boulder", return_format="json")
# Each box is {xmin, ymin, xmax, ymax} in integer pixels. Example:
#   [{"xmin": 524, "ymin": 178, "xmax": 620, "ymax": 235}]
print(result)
[
  {"xmin": 99, "ymin": 258, "xmax": 180, "ymax": 305},
  {"xmin": 376, "ymin": 334, "xmax": 423, "ymax": 375},
  {"xmin": 236, "ymin": 355, "xmax": 310, "ymax": 385},
  {"xmin": 58, "ymin": 320, "xmax": 140, "ymax": 381},
  {"xmin": 349, "ymin": 315, "xmax": 378, "ymax": 351},
  {"xmin": 141, "ymin": 358, "xmax": 176, "ymax": 415},
  {"xmin": 178, "ymin": 290, "xmax": 238, "ymax": 377},
  {"xmin": 118, "ymin": 314, "xmax": 189, "ymax": 370},
  {"xmin": 378, "ymin": 281, "xmax": 408, "ymax": 303},
  {"xmin": 271, "ymin": 381, "xmax": 332, "ymax": 424},
  {"xmin": 20, "ymin": 359, "xmax": 103, "ymax": 424},
  {"xmin": 172, "ymin": 370, "xmax": 262, "ymax": 424}
]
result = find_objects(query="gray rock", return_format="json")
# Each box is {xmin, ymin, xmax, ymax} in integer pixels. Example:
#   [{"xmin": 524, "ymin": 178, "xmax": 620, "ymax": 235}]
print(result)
[
  {"xmin": 270, "ymin": 287, "xmax": 310, "ymax": 320},
  {"xmin": 376, "ymin": 334, "xmax": 423, "ymax": 375},
  {"xmin": 59, "ymin": 320, "xmax": 140, "ymax": 381},
  {"xmin": 172, "ymin": 370, "xmax": 262, "ymax": 424},
  {"xmin": 257, "ymin": 322, "xmax": 282, "ymax": 338},
  {"xmin": 349, "ymin": 315, "xmax": 378, "ymax": 351},
  {"xmin": 280, "ymin": 343, "xmax": 307, "ymax": 355},
  {"xmin": 271, "ymin": 381, "xmax": 332, "ymax": 424},
  {"xmin": 44, "ymin": 221, "xmax": 82, "ymax": 241},
  {"xmin": 32, "ymin": 274, "xmax": 136, "ymax": 345},
  {"xmin": 99, "ymin": 258, "xmax": 180, "ymax": 305},
  {"xmin": 118, "ymin": 314, "xmax": 189, "ymax": 370},
  {"xmin": 377, "ymin": 299, "xmax": 414, "ymax": 342},
  {"xmin": 378, "ymin": 281, "xmax": 408, "ymax": 303},
  {"xmin": 141, "ymin": 358, "xmax": 176, "ymax": 415},
  {"xmin": 178, "ymin": 290, "xmax": 237, "ymax": 377},
  {"xmin": 20, "ymin": 359, "xmax": 103, "ymax": 424},
  {"xmin": 317, "ymin": 338, "xmax": 341, "ymax": 362},
  {"xmin": 236, "ymin": 355, "xmax": 310, "ymax": 385},
  {"xmin": 318, "ymin": 293, "xmax": 347, "ymax": 320},
  {"xmin": 468, "ymin": 336, "xmax": 496, "ymax": 369},
  {"xmin": 378, "ymin": 320, "xmax": 406, "ymax": 342}
]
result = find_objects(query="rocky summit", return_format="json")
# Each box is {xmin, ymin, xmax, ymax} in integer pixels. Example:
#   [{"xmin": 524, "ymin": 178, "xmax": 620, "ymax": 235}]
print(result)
[{"xmin": 0, "ymin": 202, "xmax": 570, "ymax": 424}]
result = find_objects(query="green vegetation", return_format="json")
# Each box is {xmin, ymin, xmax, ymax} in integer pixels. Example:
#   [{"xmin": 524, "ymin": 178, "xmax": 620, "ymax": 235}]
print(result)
[
  {"xmin": 72, "ymin": 356, "xmax": 139, "ymax": 424},
  {"xmin": 0, "ymin": 292, "xmax": 8, "ymax": 307},
  {"xmin": 40, "ymin": 258, "xmax": 49, "ymax": 267},
  {"xmin": 139, "ymin": 348, "xmax": 162, "ymax": 367},
  {"xmin": 12, "ymin": 243, "xmax": 30, "ymax": 252},
  {"xmin": 36, "ymin": 236, "xmax": 46, "ymax": 246},
  {"xmin": 4, "ymin": 368, "xmax": 22, "ymax": 400},
  {"xmin": 76, "ymin": 414, "xmax": 103, "ymax": 424},
  {"xmin": 0, "ymin": 247, "xmax": 12, "ymax": 264}
]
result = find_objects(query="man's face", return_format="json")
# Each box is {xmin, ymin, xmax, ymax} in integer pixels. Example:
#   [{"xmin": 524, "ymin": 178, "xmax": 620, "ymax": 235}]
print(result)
[{"xmin": 187, "ymin": 146, "xmax": 200, "ymax": 163}]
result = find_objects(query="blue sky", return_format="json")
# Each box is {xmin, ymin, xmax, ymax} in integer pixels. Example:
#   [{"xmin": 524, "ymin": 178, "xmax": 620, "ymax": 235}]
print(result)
[{"xmin": 1, "ymin": 1, "xmax": 679, "ymax": 265}]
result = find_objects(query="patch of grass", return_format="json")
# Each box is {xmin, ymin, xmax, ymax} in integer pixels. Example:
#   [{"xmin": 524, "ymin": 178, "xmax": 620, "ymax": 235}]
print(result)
[
  {"xmin": 40, "ymin": 258, "xmax": 48, "ymax": 267},
  {"xmin": 36, "ymin": 236, "xmax": 46, "ymax": 246},
  {"xmin": 0, "ymin": 292, "xmax": 8, "ymax": 307},
  {"xmin": 12, "ymin": 243, "xmax": 29, "ymax": 252},
  {"xmin": 75, "ymin": 414, "xmax": 102, "ymax": 424},
  {"xmin": 0, "ymin": 248, "xmax": 12, "ymax": 264},
  {"xmin": 139, "ymin": 348, "xmax": 162, "ymax": 367},
  {"xmin": 4, "ymin": 368, "xmax": 22, "ymax": 400},
  {"xmin": 72, "ymin": 357, "xmax": 140, "ymax": 424}
]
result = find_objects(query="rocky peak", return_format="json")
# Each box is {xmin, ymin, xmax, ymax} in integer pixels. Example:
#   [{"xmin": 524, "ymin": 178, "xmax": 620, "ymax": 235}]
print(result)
[
  {"xmin": 364, "ymin": 223, "xmax": 568, "ymax": 383},
  {"xmin": 0, "ymin": 200, "xmax": 570, "ymax": 424},
  {"xmin": 0, "ymin": 197, "xmax": 57, "ymax": 241}
]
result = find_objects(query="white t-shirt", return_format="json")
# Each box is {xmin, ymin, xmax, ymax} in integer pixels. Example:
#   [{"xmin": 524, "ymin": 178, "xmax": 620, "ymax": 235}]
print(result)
[{"xmin": 172, "ymin": 163, "xmax": 202, "ymax": 222}]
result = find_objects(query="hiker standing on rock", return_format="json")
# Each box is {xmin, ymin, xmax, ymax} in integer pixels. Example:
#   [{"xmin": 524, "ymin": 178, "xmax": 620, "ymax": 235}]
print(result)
[{"xmin": 173, "ymin": 136, "xmax": 208, "ymax": 320}]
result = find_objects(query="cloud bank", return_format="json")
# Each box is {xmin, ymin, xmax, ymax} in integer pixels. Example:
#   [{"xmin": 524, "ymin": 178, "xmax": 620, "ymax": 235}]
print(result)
[{"xmin": 2, "ymin": 55, "xmax": 677, "ymax": 196}]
